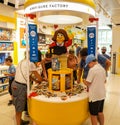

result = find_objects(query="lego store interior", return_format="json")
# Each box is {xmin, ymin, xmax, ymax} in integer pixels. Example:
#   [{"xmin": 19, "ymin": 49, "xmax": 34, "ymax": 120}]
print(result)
[{"xmin": 0, "ymin": 0, "xmax": 120, "ymax": 125}]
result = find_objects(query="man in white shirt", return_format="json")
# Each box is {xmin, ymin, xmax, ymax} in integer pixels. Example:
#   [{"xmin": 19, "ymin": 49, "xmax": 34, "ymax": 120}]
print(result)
[
  {"xmin": 12, "ymin": 55, "xmax": 42, "ymax": 125},
  {"xmin": 83, "ymin": 54, "xmax": 106, "ymax": 125}
]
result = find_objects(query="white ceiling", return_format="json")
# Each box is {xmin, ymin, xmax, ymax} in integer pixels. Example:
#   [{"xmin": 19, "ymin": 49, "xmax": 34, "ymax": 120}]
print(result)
[
  {"xmin": 95, "ymin": 0, "xmax": 120, "ymax": 25},
  {"xmin": 8, "ymin": 0, "xmax": 25, "ymax": 6},
  {"xmin": 2, "ymin": 0, "xmax": 120, "ymax": 26},
  {"xmin": 3, "ymin": 0, "xmax": 25, "ymax": 7}
]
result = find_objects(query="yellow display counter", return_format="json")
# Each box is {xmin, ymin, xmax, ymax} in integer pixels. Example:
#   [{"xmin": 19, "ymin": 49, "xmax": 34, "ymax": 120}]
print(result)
[{"xmin": 28, "ymin": 92, "xmax": 89, "ymax": 125}]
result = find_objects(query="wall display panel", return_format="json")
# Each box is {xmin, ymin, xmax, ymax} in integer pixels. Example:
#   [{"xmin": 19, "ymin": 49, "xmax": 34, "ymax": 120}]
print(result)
[
  {"xmin": 20, "ymin": 27, "xmax": 26, "ymax": 48},
  {"xmin": 0, "ymin": 42, "xmax": 14, "ymax": 51}
]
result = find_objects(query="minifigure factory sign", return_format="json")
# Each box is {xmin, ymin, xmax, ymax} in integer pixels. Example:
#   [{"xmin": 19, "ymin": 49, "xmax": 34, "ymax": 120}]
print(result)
[{"xmin": 25, "ymin": 2, "xmax": 95, "ymax": 16}]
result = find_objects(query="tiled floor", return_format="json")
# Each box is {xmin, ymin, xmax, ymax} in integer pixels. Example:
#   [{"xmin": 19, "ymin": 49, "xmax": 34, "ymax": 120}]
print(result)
[{"xmin": 0, "ymin": 73, "xmax": 120, "ymax": 125}]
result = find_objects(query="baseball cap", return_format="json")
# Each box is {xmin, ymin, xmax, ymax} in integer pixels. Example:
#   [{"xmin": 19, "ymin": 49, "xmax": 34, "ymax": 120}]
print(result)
[{"xmin": 85, "ymin": 54, "xmax": 96, "ymax": 67}]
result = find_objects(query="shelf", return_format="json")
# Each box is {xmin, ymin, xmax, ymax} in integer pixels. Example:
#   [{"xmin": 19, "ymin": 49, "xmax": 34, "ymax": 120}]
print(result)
[
  {"xmin": 0, "ymin": 51, "xmax": 13, "ymax": 53},
  {"xmin": 0, "ymin": 65, "xmax": 9, "ymax": 96},
  {"xmin": 0, "ymin": 91, "xmax": 8, "ymax": 96},
  {"xmin": 38, "ymin": 44, "xmax": 50, "ymax": 46},
  {"xmin": 0, "ymin": 65, "xmax": 8, "ymax": 70},
  {"xmin": 0, "ymin": 83, "xmax": 9, "ymax": 87},
  {"xmin": 0, "ymin": 75, "xmax": 7, "ymax": 78},
  {"xmin": 0, "ymin": 83, "xmax": 9, "ymax": 96},
  {"xmin": 0, "ymin": 41, "xmax": 13, "ymax": 42}
]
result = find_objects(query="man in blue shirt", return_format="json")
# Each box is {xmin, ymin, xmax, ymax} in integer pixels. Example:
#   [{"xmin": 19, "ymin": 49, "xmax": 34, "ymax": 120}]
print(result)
[
  {"xmin": 101, "ymin": 46, "xmax": 111, "ymax": 60},
  {"xmin": 77, "ymin": 48, "xmax": 111, "ymax": 83}
]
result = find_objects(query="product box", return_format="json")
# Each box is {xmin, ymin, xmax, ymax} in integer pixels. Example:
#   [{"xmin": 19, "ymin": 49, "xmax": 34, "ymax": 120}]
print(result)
[
  {"xmin": 52, "ymin": 58, "xmax": 60, "ymax": 71},
  {"xmin": 3, "ymin": 85, "xmax": 8, "ymax": 91},
  {"xmin": 1, "ymin": 70, "xmax": 8, "ymax": 75},
  {"xmin": 0, "ymin": 43, "xmax": 2, "ymax": 51},
  {"xmin": 0, "ymin": 86, "xmax": 4, "ymax": 93},
  {"xmin": 52, "ymin": 75, "xmax": 60, "ymax": 91},
  {"xmin": 1, "ymin": 43, "xmax": 7, "ymax": 51},
  {"xmin": 65, "ymin": 74, "xmax": 71, "ymax": 90},
  {"xmin": 0, "ymin": 79, "xmax": 2, "ymax": 84},
  {"xmin": 2, "ymin": 77, "xmax": 9, "ymax": 83}
]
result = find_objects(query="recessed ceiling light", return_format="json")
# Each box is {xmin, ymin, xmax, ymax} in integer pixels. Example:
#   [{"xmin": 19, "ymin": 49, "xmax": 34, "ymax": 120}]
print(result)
[{"xmin": 38, "ymin": 15, "xmax": 83, "ymax": 24}]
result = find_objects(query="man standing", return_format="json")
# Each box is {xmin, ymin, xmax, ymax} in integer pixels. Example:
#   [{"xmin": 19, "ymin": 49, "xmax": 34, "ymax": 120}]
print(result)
[
  {"xmin": 12, "ymin": 52, "xmax": 42, "ymax": 125},
  {"xmin": 77, "ymin": 47, "xmax": 111, "ymax": 83},
  {"xmin": 101, "ymin": 46, "xmax": 111, "ymax": 60}
]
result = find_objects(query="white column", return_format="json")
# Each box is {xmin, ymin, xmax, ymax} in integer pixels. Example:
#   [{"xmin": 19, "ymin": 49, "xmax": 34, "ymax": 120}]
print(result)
[{"xmin": 112, "ymin": 25, "xmax": 120, "ymax": 74}]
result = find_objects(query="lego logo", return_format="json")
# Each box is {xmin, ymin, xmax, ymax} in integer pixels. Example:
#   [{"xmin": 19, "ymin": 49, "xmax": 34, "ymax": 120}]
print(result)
[
  {"xmin": 89, "ymin": 33, "xmax": 94, "ymax": 38},
  {"xmin": 30, "ymin": 31, "xmax": 36, "ymax": 37}
]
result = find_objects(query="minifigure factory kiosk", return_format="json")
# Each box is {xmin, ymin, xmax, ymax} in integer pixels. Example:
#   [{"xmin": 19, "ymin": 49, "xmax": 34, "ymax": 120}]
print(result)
[{"xmin": 24, "ymin": 0, "xmax": 96, "ymax": 125}]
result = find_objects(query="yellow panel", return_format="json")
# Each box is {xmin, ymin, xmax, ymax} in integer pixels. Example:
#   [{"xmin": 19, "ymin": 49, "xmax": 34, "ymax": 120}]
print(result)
[
  {"xmin": 13, "ymin": 42, "xmax": 18, "ymax": 65},
  {"xmin": 0, "ymin": 13, "xmax": 17, "ymax": 29},
  {"xmin": 28, "ymin": 97, "xmax": 89, "ymax": 125},
  {"xmin": 24, "ymin": 0, "xmax": 96, "ymax": 9}
]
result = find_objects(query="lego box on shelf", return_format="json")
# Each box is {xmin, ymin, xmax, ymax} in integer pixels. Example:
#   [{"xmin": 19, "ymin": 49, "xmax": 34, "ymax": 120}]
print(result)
[
  {"xmin": 3, "ymin": 84, "xmax": 8, "ymax": 91},
  {"xmin": 0, "ymin": 86, "xmax": 4, "ymax": 93}
]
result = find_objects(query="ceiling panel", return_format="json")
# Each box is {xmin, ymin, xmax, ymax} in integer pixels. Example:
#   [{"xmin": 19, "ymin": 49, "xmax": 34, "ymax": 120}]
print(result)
[
  {"xmin": 2, "ymin": 0, "xmax": 120, "ymax": 25},
  {"xmin": 8, "ymin": 0, "xmax": 25, "ymax": 6},
  {"xmin": 95, "ymin": 0, "xmax": 120, "ymax": 25}
]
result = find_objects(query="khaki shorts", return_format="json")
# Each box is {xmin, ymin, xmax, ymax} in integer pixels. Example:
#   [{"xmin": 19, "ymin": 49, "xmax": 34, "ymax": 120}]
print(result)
[{"xmin": 12, "ymin": 81, "xmax": 27, "ymax": 112}]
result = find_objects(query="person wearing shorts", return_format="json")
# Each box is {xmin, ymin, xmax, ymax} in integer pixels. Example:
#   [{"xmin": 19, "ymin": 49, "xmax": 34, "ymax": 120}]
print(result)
[
  {"xmin": 12, "ymin": 53, "xmax": 42, "ymax": 125},
  {"xmin": 89, "ymin": 100, "xmax": 104, "ymax": 116},
  {"xmin": 83, "ymin": 54, "xmax": 106, "ymax": 125},
  {"xmin": 12, "ymin": 81, "xmax": 27, "ymax": 112}
]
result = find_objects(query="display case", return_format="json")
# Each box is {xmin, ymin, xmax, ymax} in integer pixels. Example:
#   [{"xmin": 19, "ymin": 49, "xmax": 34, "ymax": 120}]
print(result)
[
  {"xmin": 0, "ymin": 28, "xmax": 14, "ymax": 65},
  {"xmin": 48, "ymin": 68, "xmax": 73, "ymax": 92}
]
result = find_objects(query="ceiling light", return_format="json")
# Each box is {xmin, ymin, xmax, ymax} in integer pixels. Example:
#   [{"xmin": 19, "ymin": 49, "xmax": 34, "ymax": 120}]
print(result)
[{"xmin": 38, "ymin": 15, "xmax": 83, "ymax": 25}]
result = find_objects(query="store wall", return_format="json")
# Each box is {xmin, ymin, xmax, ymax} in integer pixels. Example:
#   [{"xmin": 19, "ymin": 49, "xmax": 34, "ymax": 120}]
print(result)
[
  {"xmin": 0, "ymin": 4, "xmax": 16, "ymax": 29},
  {"xmin": 112, "ymin": 26, "xmax": 120, "ymax": 74},
  {"xmin": 0, "ymin": 4, "xmax": 15, "ymax": 17},
  {"xmin": 16, "ymin": 17, "xmax": 26, "ymax": 62},
  {"xmin": 0, "ymin": 4, "xmax": 17, "ymax": 64}
]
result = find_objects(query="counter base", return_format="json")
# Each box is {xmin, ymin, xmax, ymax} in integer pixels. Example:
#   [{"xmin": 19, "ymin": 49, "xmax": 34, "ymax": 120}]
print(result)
[{"xmin": 28, "ymin": 97, "xmax": 89, "ymax": 125}]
